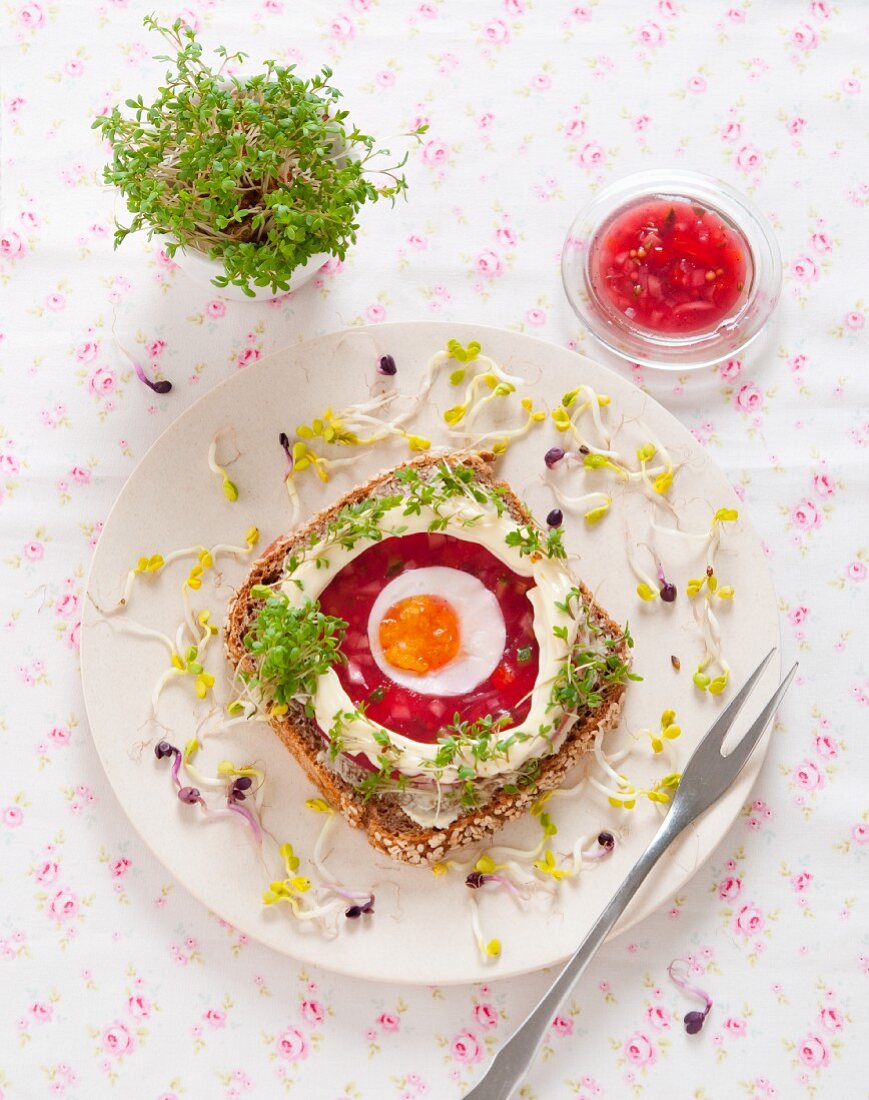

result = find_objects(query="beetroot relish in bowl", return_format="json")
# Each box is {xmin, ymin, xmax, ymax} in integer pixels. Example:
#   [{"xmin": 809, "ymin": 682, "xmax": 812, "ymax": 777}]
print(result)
[
  {"xmin": 562, "ymin": 170, "xmax": 782, "ymax": 370},
  {"xmin": 590, "ymin": 199, "xmax": 751, "ymax": 334},
  {"xmin": 317, "ymin": 531, "xmax": 539, "ymax": 751}
]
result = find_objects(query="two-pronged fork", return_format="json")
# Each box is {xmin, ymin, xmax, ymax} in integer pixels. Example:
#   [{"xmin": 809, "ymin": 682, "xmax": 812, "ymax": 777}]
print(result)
[{"xmin": 463, "ymin": 648, "xmax": 797, "ymax": 1100}]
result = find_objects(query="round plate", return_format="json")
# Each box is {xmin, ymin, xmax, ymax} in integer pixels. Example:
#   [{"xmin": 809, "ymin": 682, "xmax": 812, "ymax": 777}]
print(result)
[{"xmin": 81, "ymin": 322, "xmax": 780, "ymax": 985}]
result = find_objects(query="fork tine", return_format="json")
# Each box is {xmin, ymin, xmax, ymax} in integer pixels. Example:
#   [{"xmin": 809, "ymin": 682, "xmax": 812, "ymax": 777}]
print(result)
[
  {"xmin": 700, "ymin": 647, "xmax": 777, "ymax": 753},
  {"xmin": 722, "ymin": 663, "xmax": 798, "ymax": 774}
]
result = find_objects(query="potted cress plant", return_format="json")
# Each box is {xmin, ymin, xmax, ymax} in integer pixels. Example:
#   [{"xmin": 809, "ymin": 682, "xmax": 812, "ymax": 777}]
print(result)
[{"xmin": 94, "ymin": 17, "xmax": 420, "ymax": 300}]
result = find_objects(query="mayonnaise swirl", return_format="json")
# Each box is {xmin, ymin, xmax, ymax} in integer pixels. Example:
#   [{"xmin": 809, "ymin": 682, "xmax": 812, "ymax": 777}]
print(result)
[{"xmin": 279, "ymin": 496, "xmax": 583, "ymax": 790}]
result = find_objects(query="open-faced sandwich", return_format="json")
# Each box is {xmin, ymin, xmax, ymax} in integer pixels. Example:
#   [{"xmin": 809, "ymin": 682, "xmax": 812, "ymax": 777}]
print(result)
[{"xmin": 225, "ymin": 452, "xmax": 633, "ymax": 865}]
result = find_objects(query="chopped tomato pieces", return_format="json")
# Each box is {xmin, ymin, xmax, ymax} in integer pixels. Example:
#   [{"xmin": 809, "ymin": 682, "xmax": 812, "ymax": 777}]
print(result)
[
  {"xmin": 317, "ymin": 533, "xmax": 539, "ymax": 745},
  {"xmin": 590, "ymin": 199, "xmax": 751, "ymax": 334}
]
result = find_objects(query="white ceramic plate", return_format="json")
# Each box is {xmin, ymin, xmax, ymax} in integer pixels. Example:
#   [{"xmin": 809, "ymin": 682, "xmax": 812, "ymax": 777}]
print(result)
[{"xmin": 81, "ymin": 322, "xmax": 780, "ymax": 985}]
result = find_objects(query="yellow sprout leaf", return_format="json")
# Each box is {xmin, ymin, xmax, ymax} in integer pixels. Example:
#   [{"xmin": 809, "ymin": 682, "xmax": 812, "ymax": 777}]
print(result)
[
  {"xmin": 660, "ymin": 708, "xmax": 676, "ymax": 727},
  {"xmin": 608, "ymin": 795, "xmax": 637, "ymax": 810},
  {"xmin": 687, "ymin": 578, "xmax": 704, "ymax": 597},
  {"xmin": 446, "ymin": 339, "xmax": 480, "ymax": 362},
  {"xmin": 444, "ymin": 405, "xmax": 466, "ymax": 426},
  {"xmin": 406, "ymin": 435, "xmax": 431, "ymax": 452},
  {"xmin": 305, "ymin": 798, "xmax": 333, "ymax": 814},
  {"xmin": 651, "ymin": 736, "xmax": 664, "ymax": 754},
  {"xmin": 653, "ymin": 469, "xmax": 673, "ymax": 495},
  {"xmin": 708, "ymin": 675, "xmax": 729, "ymax": 695},
  {"xmin": 222, "ymin": 478, "xmax": 239, "ymax": 502},
  {"xmin": 584, "ymin": 505, "xmax": 610, "ymax": 525},
  {"xmin": 663, "ymin": 724, "xmax": 681, "ymax": 741},
  {"xmin": 713, "ymin": 507, "xmax": 739, "ymax": 524},
  {"xmin": 486, "ymin": 939, "xmax": 501, "ymax": 958},
  {"xmin": 597, "ymin": 395, "xmax": 611, "ymax": 407},
  {"xmin": 551, "ymin": 407, "xmax": 571, "ymax": 431},
  {"xmin": 637, "ymin": 583, "xmax": 658, "ymax": 602},
  {"xmin": 431, "ymin": 862, "xmax": 449, "ymax": 877},
  {"xmin": 279, "ymin": 843, "xmax": 299, "ymax": 872},
  {"xmin": 636, "ymin": 443, "xmax": 656, "ymax": 463},
  {"xmin": 717, "ymin": 586, "xmax": 735, "ymax": 600},
  {"xmin": 245, "ymin": 526, "xmax": 260, "ymax": 547},
  {"xmin": 475, "ymin": 855, "xmax": 497, "ymax": 874},
  {"xmin": 530, "ymin": 791, "xmax": 553, "ymax": 815},
  {"xmin": 449, "ymin": 368, "xmax": 465, "ymax": 385},
  {"xmin": 171, "ymin": 653, "xmax": 184, "ymax": 670}
]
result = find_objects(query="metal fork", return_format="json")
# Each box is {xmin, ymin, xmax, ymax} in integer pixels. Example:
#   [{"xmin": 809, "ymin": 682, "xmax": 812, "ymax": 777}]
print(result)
[{"xmin": 463, "ymin": 648, "xmax": 797, "ymax": 1100}]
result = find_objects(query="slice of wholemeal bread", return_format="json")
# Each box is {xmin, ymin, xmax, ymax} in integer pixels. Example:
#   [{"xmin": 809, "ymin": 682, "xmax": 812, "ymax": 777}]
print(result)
[{"xmin": 225, "ymin": 452, "xmax": 629, "ymax": 865}]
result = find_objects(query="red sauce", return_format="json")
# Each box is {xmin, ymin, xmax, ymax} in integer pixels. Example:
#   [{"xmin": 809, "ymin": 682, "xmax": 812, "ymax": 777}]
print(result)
[
  {"xmin": 589, "ymin": 199, "xmax": 751, "ymax": 334},
  {"xmin": 317, "ymin": 532, "xmax": 539, "ymax": 751}
]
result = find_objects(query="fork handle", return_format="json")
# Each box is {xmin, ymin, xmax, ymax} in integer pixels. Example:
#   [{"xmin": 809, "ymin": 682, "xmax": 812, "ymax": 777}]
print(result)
[{"xmin": 463, "ymin": 811, "xmax": 686, "ymax": 1100}]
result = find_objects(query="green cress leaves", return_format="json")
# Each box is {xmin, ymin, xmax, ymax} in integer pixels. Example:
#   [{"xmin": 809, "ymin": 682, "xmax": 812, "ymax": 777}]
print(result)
[
  {"xmin": 93, "ymin": 17, "xmax": 423, "ymax": 296},
  {"xmin": 243, "ymin": 593, "xmax": 347, "ymax": 715}
]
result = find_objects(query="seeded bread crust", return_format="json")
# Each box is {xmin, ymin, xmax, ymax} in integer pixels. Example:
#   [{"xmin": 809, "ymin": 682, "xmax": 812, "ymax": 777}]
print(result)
[{"xmin": 225, "ymin": 452, "xmax": 628, "ymax": 865}]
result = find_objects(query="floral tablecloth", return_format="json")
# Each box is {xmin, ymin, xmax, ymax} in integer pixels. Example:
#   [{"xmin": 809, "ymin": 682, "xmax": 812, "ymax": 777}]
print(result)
[{"xmin": 1, "ymin": 1, "xmax": 867, "ymax": 1097}]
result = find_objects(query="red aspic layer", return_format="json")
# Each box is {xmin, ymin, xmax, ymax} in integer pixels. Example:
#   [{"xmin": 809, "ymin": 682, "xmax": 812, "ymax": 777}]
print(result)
[
  {"xmin": 316, "ymin": 532, "xmax": 540, "ymax": 756},
  {"xmin": 590, "ymin": 198, "xmax": 751, "ymax": 334}
]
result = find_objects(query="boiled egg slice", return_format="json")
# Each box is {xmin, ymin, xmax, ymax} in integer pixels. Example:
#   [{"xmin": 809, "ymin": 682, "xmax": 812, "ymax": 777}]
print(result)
[{"xmin": 367, "ymin": 566, "xmax": 506, "ymax": 696}]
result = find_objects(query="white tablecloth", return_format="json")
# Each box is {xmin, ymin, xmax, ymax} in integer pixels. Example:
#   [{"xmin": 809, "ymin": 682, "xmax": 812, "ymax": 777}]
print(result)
[{"xmin": 1, "ymin": 1, "xmax": 867, "ymax": 1097}]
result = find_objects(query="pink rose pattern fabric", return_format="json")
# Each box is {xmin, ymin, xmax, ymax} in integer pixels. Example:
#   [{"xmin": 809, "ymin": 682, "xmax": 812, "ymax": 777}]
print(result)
[{"xmin": 0, "ymin": 0, "xmax": 866, "ymax": 1096}]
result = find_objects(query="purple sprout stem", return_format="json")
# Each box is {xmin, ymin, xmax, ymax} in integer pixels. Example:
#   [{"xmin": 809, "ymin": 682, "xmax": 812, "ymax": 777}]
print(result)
[
  {"xmin": 170, "ymin": 750, "xmax": 182, "ymax": 791},
  {"xmin": 193, "ymin": 802, "xmax": 263, "ymax": 845},
  {"xmin": 279, "ymin": 432, "xmax": 293, "ymax": 473},
  {"xmin": 667, "ymin": 960, "xmax": 713, "ymax": 1033},
  {"xmin": 492, "ymin": 874, "xmax": 525, "ymax": 898},
  {"xmin": 223, "ymin": 802, "xmax": 263, "ymax": 845},
  {"xmin": 133, "ymin": 360, "xmax": 172, "ymax": 395},
  {"xmin": 581, "ymin": 842, "xmax": 615, "ymax": 862}
]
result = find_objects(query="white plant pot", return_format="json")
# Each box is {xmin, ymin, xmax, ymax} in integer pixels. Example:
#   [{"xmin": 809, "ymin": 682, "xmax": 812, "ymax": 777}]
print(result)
[{"xmin": 170, "ymin": 240, "xmax": 329, "ymax": 302}]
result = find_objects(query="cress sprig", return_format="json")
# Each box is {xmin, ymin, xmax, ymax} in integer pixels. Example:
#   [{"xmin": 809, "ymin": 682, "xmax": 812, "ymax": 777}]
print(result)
[
  {"xmin": 94, "ymin": 17, "xmax": 423, "ymax": 295},
  {"xmin": 279, "ymin": 460, "xmax": 559, "ymax": 580},
  {"xmin": 242, "ymin": 592, "xmax": 348, "ymax": 716}
]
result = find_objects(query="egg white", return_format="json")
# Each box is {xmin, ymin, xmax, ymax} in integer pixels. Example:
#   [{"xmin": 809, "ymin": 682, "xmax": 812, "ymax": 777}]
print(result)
[{"xmin": 367, "ymin": 566, "xmax": 507, "ymax": 696}]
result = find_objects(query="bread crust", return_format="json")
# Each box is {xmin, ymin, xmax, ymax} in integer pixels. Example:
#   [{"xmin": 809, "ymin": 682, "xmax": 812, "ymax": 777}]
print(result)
[{"xmin": 225, "ymin": 452, "xmax": 628, "ymax": 865}]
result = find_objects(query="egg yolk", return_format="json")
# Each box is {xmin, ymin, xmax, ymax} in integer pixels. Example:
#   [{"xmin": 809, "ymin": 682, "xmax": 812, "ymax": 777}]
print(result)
[{"xmin": 378, "ymin": 594, "xmax": 461, "ymax": 675}]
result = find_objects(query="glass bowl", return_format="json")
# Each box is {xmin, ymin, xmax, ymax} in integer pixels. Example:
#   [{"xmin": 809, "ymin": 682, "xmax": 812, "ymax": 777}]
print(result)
[{"xmin": 561, "ymin": 169, "xmax": 782, "ymax": 370}]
